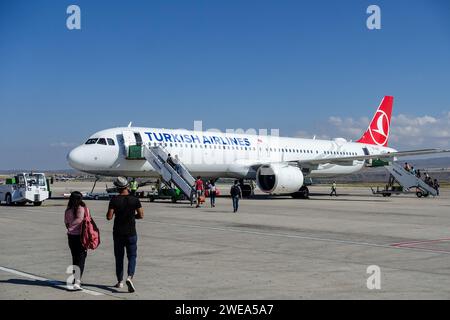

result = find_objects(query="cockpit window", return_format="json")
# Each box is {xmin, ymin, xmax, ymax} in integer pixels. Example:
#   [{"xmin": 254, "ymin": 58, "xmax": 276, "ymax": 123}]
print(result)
[
  {"xmin": 107, "ymin": 138, "xmax": 115, "ymax": 146},
  {"xmin": 97, "ymin": 138, "xmax": 107, "ymax": 145},
  {"xmin": 85, "ymin": 138, "xmax": 98, "ymax": 145}
]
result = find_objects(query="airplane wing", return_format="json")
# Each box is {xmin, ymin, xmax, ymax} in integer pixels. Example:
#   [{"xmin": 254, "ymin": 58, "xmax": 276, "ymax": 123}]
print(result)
[{"xmin": 292, "ymin": 149, "xmax": 450, "ymax": 166}]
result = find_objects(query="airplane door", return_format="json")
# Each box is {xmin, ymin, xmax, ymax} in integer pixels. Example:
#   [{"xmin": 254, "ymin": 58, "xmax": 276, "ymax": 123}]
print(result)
[
  {"xmin": 122, "ymin": 130, "xmax": 136, "ymax": 157},
  {"xmin": 362, "ymin": 146, "xmax": 371, "ymax": 166}
]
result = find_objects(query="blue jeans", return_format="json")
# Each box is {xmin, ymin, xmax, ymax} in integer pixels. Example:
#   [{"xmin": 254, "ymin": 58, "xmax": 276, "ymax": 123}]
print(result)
[
  {"xmin": 113, "ymin": 234, "xmax": 137, "ymax": 282},
  {"xmin": 210, "ymin": 191, "xmax": 216, "ymax": 207},
  {"xmin": 232, "ymin": 196, "xmax": 239, "ymax": 212}
]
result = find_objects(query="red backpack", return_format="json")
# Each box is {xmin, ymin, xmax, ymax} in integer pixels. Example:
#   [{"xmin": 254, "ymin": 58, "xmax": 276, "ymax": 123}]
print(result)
[{"xmin": 81, "ymin": 207, "xmax": 100, "ymax": 250}]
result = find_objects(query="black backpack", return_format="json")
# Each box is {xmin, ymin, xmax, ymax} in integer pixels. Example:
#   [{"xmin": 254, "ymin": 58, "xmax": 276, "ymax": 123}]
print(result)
[{"xmin": 230, "ymin": 185, "xmax": 240, "ymax": 197}]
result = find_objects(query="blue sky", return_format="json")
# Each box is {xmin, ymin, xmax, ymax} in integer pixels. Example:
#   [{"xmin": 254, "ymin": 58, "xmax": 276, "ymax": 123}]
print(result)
[{"xmin": 1, "ymin": 0, "xmax": 449, "ymax": 169}]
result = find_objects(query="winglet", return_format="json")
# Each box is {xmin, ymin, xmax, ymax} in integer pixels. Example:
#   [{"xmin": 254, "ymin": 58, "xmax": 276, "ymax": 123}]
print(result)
[{"xmin": 357, "ymin": 96, "xmax": 394, "ymax": 147}]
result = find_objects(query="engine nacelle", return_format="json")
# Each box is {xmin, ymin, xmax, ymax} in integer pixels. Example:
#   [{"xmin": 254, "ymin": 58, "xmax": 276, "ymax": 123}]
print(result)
[{"xmin": 256, "ymin": 163, "xmax": 304, "ymax": 194}]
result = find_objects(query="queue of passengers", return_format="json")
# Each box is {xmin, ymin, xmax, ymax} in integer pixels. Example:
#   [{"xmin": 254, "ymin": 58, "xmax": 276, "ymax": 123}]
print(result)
[{"xmin": 403, "ymin": 162, "xmax": 440, "ymax": 195}]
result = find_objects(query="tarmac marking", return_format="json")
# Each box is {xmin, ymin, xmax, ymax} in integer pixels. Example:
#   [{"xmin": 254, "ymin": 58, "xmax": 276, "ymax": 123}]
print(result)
[
  {"xmin": 145, "ymin": 220, "xmax": 450, "ymax": 255},
  {"xmin": 0, "ymin": 266, "xmax": 104, "ymax": 296},
  {"xmin": 390, "ymin": 238, "xmax": 450, "ymax": 247},
  {"xmin": 390, "ymin": 238, "xmax": 450, "ymax": 253}
]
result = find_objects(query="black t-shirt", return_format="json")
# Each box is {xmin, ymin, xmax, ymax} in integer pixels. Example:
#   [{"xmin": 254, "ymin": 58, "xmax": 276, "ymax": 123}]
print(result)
[{"xmin": 108, "ymin": 195, "xmax": 142, "ymax": 237}]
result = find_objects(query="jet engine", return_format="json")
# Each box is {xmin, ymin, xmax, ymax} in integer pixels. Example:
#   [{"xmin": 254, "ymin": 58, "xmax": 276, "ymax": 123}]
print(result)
[{"xmin": 256, "ymin": 163, "xmax": 304, "ymax": 194}]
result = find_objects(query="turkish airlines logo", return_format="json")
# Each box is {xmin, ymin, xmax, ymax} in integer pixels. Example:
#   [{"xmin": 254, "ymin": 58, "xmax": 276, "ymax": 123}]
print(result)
[{"xmin": 369, "ymin": 110, "xmax": 389, "ymax": 146}]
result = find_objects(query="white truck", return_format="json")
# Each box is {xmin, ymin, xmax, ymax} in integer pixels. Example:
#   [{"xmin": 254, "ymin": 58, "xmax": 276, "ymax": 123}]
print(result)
[{"xmin": 0, "ymin": 173, "xmax": 50, "ymax": 206}]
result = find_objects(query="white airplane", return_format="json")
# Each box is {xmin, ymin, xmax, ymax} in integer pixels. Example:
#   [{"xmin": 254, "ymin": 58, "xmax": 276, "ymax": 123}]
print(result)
[{"xmin": 67, "ymin": 96, "xmax": 446, "ymax": 197}]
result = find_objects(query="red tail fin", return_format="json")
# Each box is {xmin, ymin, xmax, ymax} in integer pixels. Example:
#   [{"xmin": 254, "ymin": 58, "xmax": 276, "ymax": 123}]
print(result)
[{"xmin": 357, "ymin": 96, "xmax": 394, "ymax": 147}]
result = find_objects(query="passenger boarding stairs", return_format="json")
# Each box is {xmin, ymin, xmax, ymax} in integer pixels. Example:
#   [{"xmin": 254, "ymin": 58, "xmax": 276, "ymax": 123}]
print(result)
[
  {"xmin": 143, "ymin": 146, "xmax": 196, "ymax": 201},
  {"xmin": 386, "ymin": 162, "xmax": 438, "ymax": 196}
]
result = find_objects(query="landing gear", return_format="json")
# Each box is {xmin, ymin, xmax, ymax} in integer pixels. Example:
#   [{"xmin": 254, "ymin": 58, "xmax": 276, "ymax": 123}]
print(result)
[
  {"xmin": 33, "ymin": 201, "xmax": 42, "ymax": 206},
  {"xmin": 5, "ymin": 194, "xmax": 12, "ymax": 206},
  {"xmin": 239, "ymin": 179, "xmax": 254, "ymax": 198},
  {"xmin": 90, "ymin": 176, "xmax": 100, "ymax": 194},
  {"xmin": 292, "ymin": 186, "xmax": 310, "ymax": 199}
]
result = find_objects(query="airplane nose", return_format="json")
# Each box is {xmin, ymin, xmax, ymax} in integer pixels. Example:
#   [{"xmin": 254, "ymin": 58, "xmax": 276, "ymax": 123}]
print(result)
[{"xmin": 67, "ymin": 147, "xmax": 84, "ymax": 170}]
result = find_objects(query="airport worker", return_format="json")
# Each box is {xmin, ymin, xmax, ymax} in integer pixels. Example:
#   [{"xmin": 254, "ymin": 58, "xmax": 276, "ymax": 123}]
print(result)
[
  {"xmin": 230, "ymin": 180, "xmax": 242, "ymax": 213},
  {"xmin": 130, "ymin": 179, "xmax": 138, "ymax": 196},
  {"xmin": 194, "ymin": 176, "xmax": 204, "ymax": 208},
  {"xmin": 208, "ymin": 180, "xmax": 217, "ymax": 207},
  {"xmin": 107, "ymin": 177, "xmax": 144, "ymax": 293},
  {"xmin": 64, "ymin": 191, "xmax": 88, "ymax": 291},
  {"xmin": 330, "ymin": 181, "xmax": 338, "ymax": 196},
  {"xmin": 155, "ymin": 178, "xmax": 162, "ymax": 191},
  {"xmin": 434, "ymin": 179, "xmax": 440, "ymax": 196}
]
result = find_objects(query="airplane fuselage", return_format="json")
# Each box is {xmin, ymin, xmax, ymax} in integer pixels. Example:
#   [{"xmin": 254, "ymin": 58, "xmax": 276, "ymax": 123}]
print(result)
[{"xmin": 67, "ymin": 127, "xmax": 397, "ymax": 179}]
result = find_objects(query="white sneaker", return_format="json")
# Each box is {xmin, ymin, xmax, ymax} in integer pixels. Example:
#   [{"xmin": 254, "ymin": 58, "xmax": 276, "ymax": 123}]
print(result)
[
  {"xmin": 114, "ymin": 281, "xmax": 124, "ymax": 289},
  {"xmin": 126, "ymin": 277, "xmax": 136, "ymax": 293},
  {"xmin": 72, "ymin": 282, "xmax": 82, "ymax": 291}
]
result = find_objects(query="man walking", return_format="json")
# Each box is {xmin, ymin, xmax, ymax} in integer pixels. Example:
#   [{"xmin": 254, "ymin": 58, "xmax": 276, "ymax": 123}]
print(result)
[
  {"xmin": 107, "ymin": 177, "xmax": 144, "ymax": 293},
  {"xmin": 330, "ymin": 181, "xmax": 338, "ymax": 197},
  {"xmin": 194, "ymin": 176, "xmax": 204, "ymax": 208},
  {"xmin": 434, "ymin": 179, "xmax": 440, "ymax": 196},
  {"xmin": 230, "ymin": 180, "xmax": 242, "ymax": 213}
]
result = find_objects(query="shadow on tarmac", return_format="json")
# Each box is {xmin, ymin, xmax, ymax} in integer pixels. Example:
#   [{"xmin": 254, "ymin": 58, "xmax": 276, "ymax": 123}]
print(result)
[{"xmin": 0, "ymin": 279, "xmax": 121, "ymax": 294}]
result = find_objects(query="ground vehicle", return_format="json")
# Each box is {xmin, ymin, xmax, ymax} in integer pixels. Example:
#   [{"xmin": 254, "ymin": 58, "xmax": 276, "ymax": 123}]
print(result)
[
  {"xmin": 0, "ymin": 173, "xmax": 50, "ymax": 206},
  {"xmin": 148, "ymin": 186, "xmax": 187, "ymax": 203}
]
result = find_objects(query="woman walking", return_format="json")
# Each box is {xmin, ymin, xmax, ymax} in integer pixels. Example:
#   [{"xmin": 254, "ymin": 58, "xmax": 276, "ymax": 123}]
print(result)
[
  {"xmin": 64, "ymin": 191, "xmax": 88, "ymax": 290},
  {"xmin": 208, "ymin": 180, "xmax": 217, "ymax": 207}
]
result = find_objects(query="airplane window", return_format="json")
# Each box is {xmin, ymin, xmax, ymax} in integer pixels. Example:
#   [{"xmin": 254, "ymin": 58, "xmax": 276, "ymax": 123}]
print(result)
[
  {"xmin": 107, "ymin": 138, "xmax": 115, "ymax": 146},
  {"xmin": 97, "ymin": 138, "xmax": 107, "ymax": 145},
  {"xmin": 85, "ymin": 138, "xmax": 98, "ymax": 145}
]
